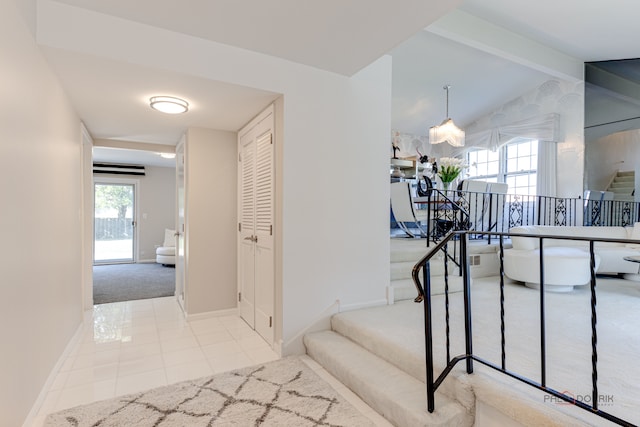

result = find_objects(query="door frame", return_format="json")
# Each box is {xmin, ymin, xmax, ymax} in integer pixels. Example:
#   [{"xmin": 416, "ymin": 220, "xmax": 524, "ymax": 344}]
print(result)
[
  {"xmin": 175, "ymin": 137, "xmax": 187, "ymax": 313},
  {"xmin": 93, "ymin": 176, "xmax": 140, "ymax": 264}
]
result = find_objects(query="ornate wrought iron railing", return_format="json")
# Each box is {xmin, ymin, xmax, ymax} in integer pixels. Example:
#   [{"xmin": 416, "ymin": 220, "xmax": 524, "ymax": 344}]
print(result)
[
  {"xmin": 417, "ymin": 191, "xmax": 580, "ymax": 245},
  {"xmin": 417, "ymin": 191, "xmax": 640, "ymax": 245},
  {"xmin": 412, "ymin": 230, "xmax": 636, "ymax": 426}
]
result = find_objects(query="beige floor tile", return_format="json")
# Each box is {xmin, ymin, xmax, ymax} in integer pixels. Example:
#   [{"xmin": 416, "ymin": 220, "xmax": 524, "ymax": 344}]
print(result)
[
  {"xmin": 115, "ymin": 369, "xmax": 167, "ymax": 396},
  {"xmin": 165, "ymin": 360, "xmax": 213, "ymax": 384},
  {"xmin": 200, "ymin": 341, "xmax": 243, "ymax": 359},
  {"xmin": 162, "ymin": 347, "xmax": 206, "ymax": 367},
  {"xmin": 65, "ymin": 363, "xmax": 118, "ymax": 388},
  {"xmin": 189, "ymin": 318, "xmax": 227, "ymax": 335},
  {"xmin": 55, "ymin": 379, "xmax": 116, "ymax": 411},
  {"xmin": 72, "ymin": 349, "xmax": 120, "ymax": 370},
  {"xmin": 118, "ymin": 354, "xmax": 164, "ymax": 377},
  {"xmin": 207, "ymin": 353, "xmax": 253, "ymax": 374},
  {"xmin": 160, "ymin": 335, "xmax": 199, "ymax": 353},
  {"xmin": 119, "ymin": 342, "xmax": 162, "ymax": 362},
  {"xmin": 194, "ymin": 330, "xmax": 234, "ymax": 346},
  {"xmin": 246, "ymin": 347, "xmax": 279, "ymax": 365}
]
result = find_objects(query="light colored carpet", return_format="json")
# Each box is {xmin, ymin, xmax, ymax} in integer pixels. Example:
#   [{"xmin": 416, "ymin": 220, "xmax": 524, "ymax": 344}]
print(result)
[
  {"xmin": 93, "ymin": 263, "xmax": 175, "ymax": 305},
  {"xmin": 44, "ymin": 357, "xmax": 374, "ymax": 427},
  {"xmin": 330, "ymin": 275, "xmax": 640, "ymax": 426}
]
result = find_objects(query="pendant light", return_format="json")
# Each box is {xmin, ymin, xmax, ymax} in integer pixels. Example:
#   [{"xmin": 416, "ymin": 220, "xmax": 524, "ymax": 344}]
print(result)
[{"xmin": 429, "ymin": 85, "xmax": 465, "ymax": 147}]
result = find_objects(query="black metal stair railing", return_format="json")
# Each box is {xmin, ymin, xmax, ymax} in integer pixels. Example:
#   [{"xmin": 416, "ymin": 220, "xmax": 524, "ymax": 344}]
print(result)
[
  {"xmin": 417, "ymin": 190, "xmax": 640, "ymax": 245},
  {"xmin": 412, "ymin": 230, "xmax": 637, "ymax": 427}
]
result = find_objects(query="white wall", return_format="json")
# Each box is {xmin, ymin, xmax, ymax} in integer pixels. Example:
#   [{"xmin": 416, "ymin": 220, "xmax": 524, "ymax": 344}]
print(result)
[
  {"xmin": 0, "ymin": 1, "xmax": 82, "ymax": 425},
  {"xmin": 137, "ymin": 166, "xmax": 176, "ymax": 262},
  {"xmin": 184, "ymin": 128, "xmax": 238, "ymax": 314},
  {"xmin": 280, "ymin": 57, "xmax": 392, "ymax": 351},
  {"xmin": 37, "ymin": 2, "xmax": 393, "ymax": 353}
]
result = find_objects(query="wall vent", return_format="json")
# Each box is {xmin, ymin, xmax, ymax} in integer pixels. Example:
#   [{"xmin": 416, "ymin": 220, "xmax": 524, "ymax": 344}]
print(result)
[
  {"xmin": 469, "ymin": 255, "xmax": 481, "ymax": 266},
  {"xmin": 93, "ymin": 162, "xmax": 145, "ymax": 176}
]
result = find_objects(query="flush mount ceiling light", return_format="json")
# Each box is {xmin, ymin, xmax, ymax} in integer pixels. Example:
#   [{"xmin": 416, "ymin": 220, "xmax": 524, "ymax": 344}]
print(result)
[
  {"xmin": 149, "ymin": 96, "xmax": 189, "ymax": 114},
  {"xmin": 429, "ymin": 85, "xmax": 465, "ymax": 147},
  {"xmin": 158, "ymin": 152, "xmax": 176, "ymax": 159}
]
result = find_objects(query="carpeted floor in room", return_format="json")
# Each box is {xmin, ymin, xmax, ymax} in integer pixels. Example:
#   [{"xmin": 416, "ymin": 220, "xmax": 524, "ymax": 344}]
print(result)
[{"xmin": 93, "ymin": 263, "xmax": 175, "ymax": 305}]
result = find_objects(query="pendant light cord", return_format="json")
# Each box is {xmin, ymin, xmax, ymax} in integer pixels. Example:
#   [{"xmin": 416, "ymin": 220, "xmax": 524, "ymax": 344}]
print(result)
[{"xmin": 444, "ymin": 85, "xmax": 451, "ymax": 118}]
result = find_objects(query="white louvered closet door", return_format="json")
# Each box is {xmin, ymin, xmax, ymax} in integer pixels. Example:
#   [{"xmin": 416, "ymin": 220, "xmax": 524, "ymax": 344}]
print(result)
[{"xmin": 238, "ymin": 106, "xmax": 274, "ymax": 345}]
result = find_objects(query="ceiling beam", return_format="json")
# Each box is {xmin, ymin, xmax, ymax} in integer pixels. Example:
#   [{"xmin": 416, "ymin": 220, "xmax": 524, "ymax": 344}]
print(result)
[{"xmin": 427, "ymin": 10, "xmax": 583, "ymax": 83}]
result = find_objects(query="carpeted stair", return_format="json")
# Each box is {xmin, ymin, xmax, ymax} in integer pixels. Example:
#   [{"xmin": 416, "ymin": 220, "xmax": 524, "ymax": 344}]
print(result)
[
  {"xmin": 390, "ymin": 238, "xmax": 464, "ymax": 302},
  {"xmin": 304, "ymin": 330, "xmax": 473, "ymax": 427},
  {"xmin": 304, "ymin": 300, "xmax": 475, "ymax": 427},
  {"xmin": 305, "ymin": 292, "xmax": 621, "ymax": 427}
]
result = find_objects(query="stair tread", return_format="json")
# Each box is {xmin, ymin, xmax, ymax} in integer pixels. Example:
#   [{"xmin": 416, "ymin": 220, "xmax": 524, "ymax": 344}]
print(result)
[{"xmin": 304, "ymin": 330, "xmax": 473, "ymax": 427}]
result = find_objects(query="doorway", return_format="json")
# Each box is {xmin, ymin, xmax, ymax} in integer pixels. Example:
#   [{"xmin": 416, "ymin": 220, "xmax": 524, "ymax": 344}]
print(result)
[
  {"xmin": 94, "ymin": 179, "xmax": 137, "ymax": 264},
  {"xmin": 238, "ymin": 106, "xmax": 275, "ymax": 345}
]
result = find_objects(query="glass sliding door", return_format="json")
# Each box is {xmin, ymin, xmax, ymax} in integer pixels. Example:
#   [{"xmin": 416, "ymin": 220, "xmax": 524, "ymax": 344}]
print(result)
[{"xmin": 94, "ymin": 181, "xmax": 136, "ymax": 264}]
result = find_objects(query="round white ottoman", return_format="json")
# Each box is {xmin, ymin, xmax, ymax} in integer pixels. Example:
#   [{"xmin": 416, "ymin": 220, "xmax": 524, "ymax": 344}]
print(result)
[{"xmin": 503, "ymin": 247, "xmax": 600, "ymax": 292}]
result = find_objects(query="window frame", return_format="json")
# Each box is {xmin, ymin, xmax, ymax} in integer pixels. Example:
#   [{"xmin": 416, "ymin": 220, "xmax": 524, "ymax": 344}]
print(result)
[{"xmin": 466, "ymin": 138, "xmax": 538, "ymax": 195}]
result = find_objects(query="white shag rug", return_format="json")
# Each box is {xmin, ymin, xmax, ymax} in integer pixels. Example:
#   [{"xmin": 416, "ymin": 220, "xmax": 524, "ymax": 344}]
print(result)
[{"xmin": 44, "ymin": 357, "xmax": 374, "ymax": 427}]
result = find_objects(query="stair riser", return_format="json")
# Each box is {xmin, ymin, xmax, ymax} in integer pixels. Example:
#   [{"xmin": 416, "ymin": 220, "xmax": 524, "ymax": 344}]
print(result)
[{"xmin": 304, "ymin": 331, "xmax": 473, "ymax": 427}]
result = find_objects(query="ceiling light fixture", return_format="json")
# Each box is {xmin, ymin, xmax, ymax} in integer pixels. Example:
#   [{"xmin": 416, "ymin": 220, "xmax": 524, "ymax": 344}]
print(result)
[
  {"xmin": 159, "ymin": 152, "xmax": 176, "ymax": 159},
  {"xmin": 149, "ymin": 96, "xmax": 189, "ymax": 114},
  {"xmin": 429, "ymin": 85, "xmax": 465, "ymax": 147}
]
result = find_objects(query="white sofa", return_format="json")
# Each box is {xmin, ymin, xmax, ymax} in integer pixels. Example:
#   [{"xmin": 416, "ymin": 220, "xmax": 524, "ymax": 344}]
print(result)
[
  {"xmin": 504, "ymin": 225, "xmax": 640, "ymax": 291},
  {"xmin": 156, "ymin": 229, "xmax": 176, "ymax": 266}
]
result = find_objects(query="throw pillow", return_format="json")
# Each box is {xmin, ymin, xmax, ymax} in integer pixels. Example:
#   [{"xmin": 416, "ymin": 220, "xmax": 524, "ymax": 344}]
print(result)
[{"xmin": 163, "ymin": 229, "xmax": 176, "ymax": 247}]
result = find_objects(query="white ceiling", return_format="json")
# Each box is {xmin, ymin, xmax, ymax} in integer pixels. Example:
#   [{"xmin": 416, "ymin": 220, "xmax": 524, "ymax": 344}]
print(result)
[{"xmin": 35, "ymin": 0, "xmax": 640, "ymax": 166}]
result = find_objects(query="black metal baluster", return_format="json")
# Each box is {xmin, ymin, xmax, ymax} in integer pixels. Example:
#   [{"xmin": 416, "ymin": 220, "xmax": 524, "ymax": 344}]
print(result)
[
  {"xmin": 461, "ymin": 233, "xmax": 473, "ymax": 374},
  {"xmin": 499, "ymin": 234, "xmax": 506, "ymax": 371},
  {"xmin": 423, "ymin": 260, "xmax": 435, "ymax": 412},
  {"xmin": 590, "ymin": 240, "xmax": 599, "ymax": 411},
  {"xmin": 539, "ymin": 237, "xmax": 546, "ymax": 388},
  {"xmin": 444, "ymin": 242, "xmax": 451, "ymax": 364}
]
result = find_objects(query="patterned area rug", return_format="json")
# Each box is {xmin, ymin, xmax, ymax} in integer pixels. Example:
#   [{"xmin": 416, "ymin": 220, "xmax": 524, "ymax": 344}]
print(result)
[{"xmin": 44, "ymin": 357, "xmax": 374, "ymax": 426}]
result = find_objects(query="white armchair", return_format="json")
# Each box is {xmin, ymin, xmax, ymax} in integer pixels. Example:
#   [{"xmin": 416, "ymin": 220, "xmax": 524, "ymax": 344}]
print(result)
[{"xmin": 156, "ymin": 229, "xmax": 176, "ymax": 266}]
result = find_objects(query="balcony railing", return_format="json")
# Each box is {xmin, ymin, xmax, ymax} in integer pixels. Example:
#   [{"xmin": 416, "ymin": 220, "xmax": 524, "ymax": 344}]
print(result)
[
  {"xmin": 415, "ymin": 190, "xmax": 639, "ymax": 245},
  {"xmin": 412, "ymin": 230, "xmax": 636, "ymax": 426}
]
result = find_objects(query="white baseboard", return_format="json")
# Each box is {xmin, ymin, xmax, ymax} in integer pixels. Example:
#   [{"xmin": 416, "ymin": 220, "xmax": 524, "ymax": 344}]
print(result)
[
  {"xmin": 23, "ymin": 319, "xmax": 86, "ymax": 427},
  {"xmin": 273, "ymin": 339, "xmax": 284, "ymax": 357},
  {"xmin": 282, "ymin": 300, "xmax": 340, "ymax": 357},
  {"xmin": 186, "ymin": 307, "xmax": 238, "ymax": 321}
]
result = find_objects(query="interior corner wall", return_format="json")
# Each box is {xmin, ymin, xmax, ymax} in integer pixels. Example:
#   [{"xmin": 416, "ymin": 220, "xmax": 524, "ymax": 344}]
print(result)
[
  {"xmin": 137, "ymin": 166, "xmax": 176, "ymax": 262},
  {"xmin": 184, "ymin": 128, "xmax": 237, "ymax": 315},
  {"xmin": 0, "ymin": 2, "xmax": 83, "ymax": 426}
]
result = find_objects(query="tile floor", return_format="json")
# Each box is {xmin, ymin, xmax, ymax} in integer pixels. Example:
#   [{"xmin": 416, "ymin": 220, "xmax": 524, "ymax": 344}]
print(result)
[{"xmin": 31, "ymin": 296, "xmax": 391, "ymax": 426}]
